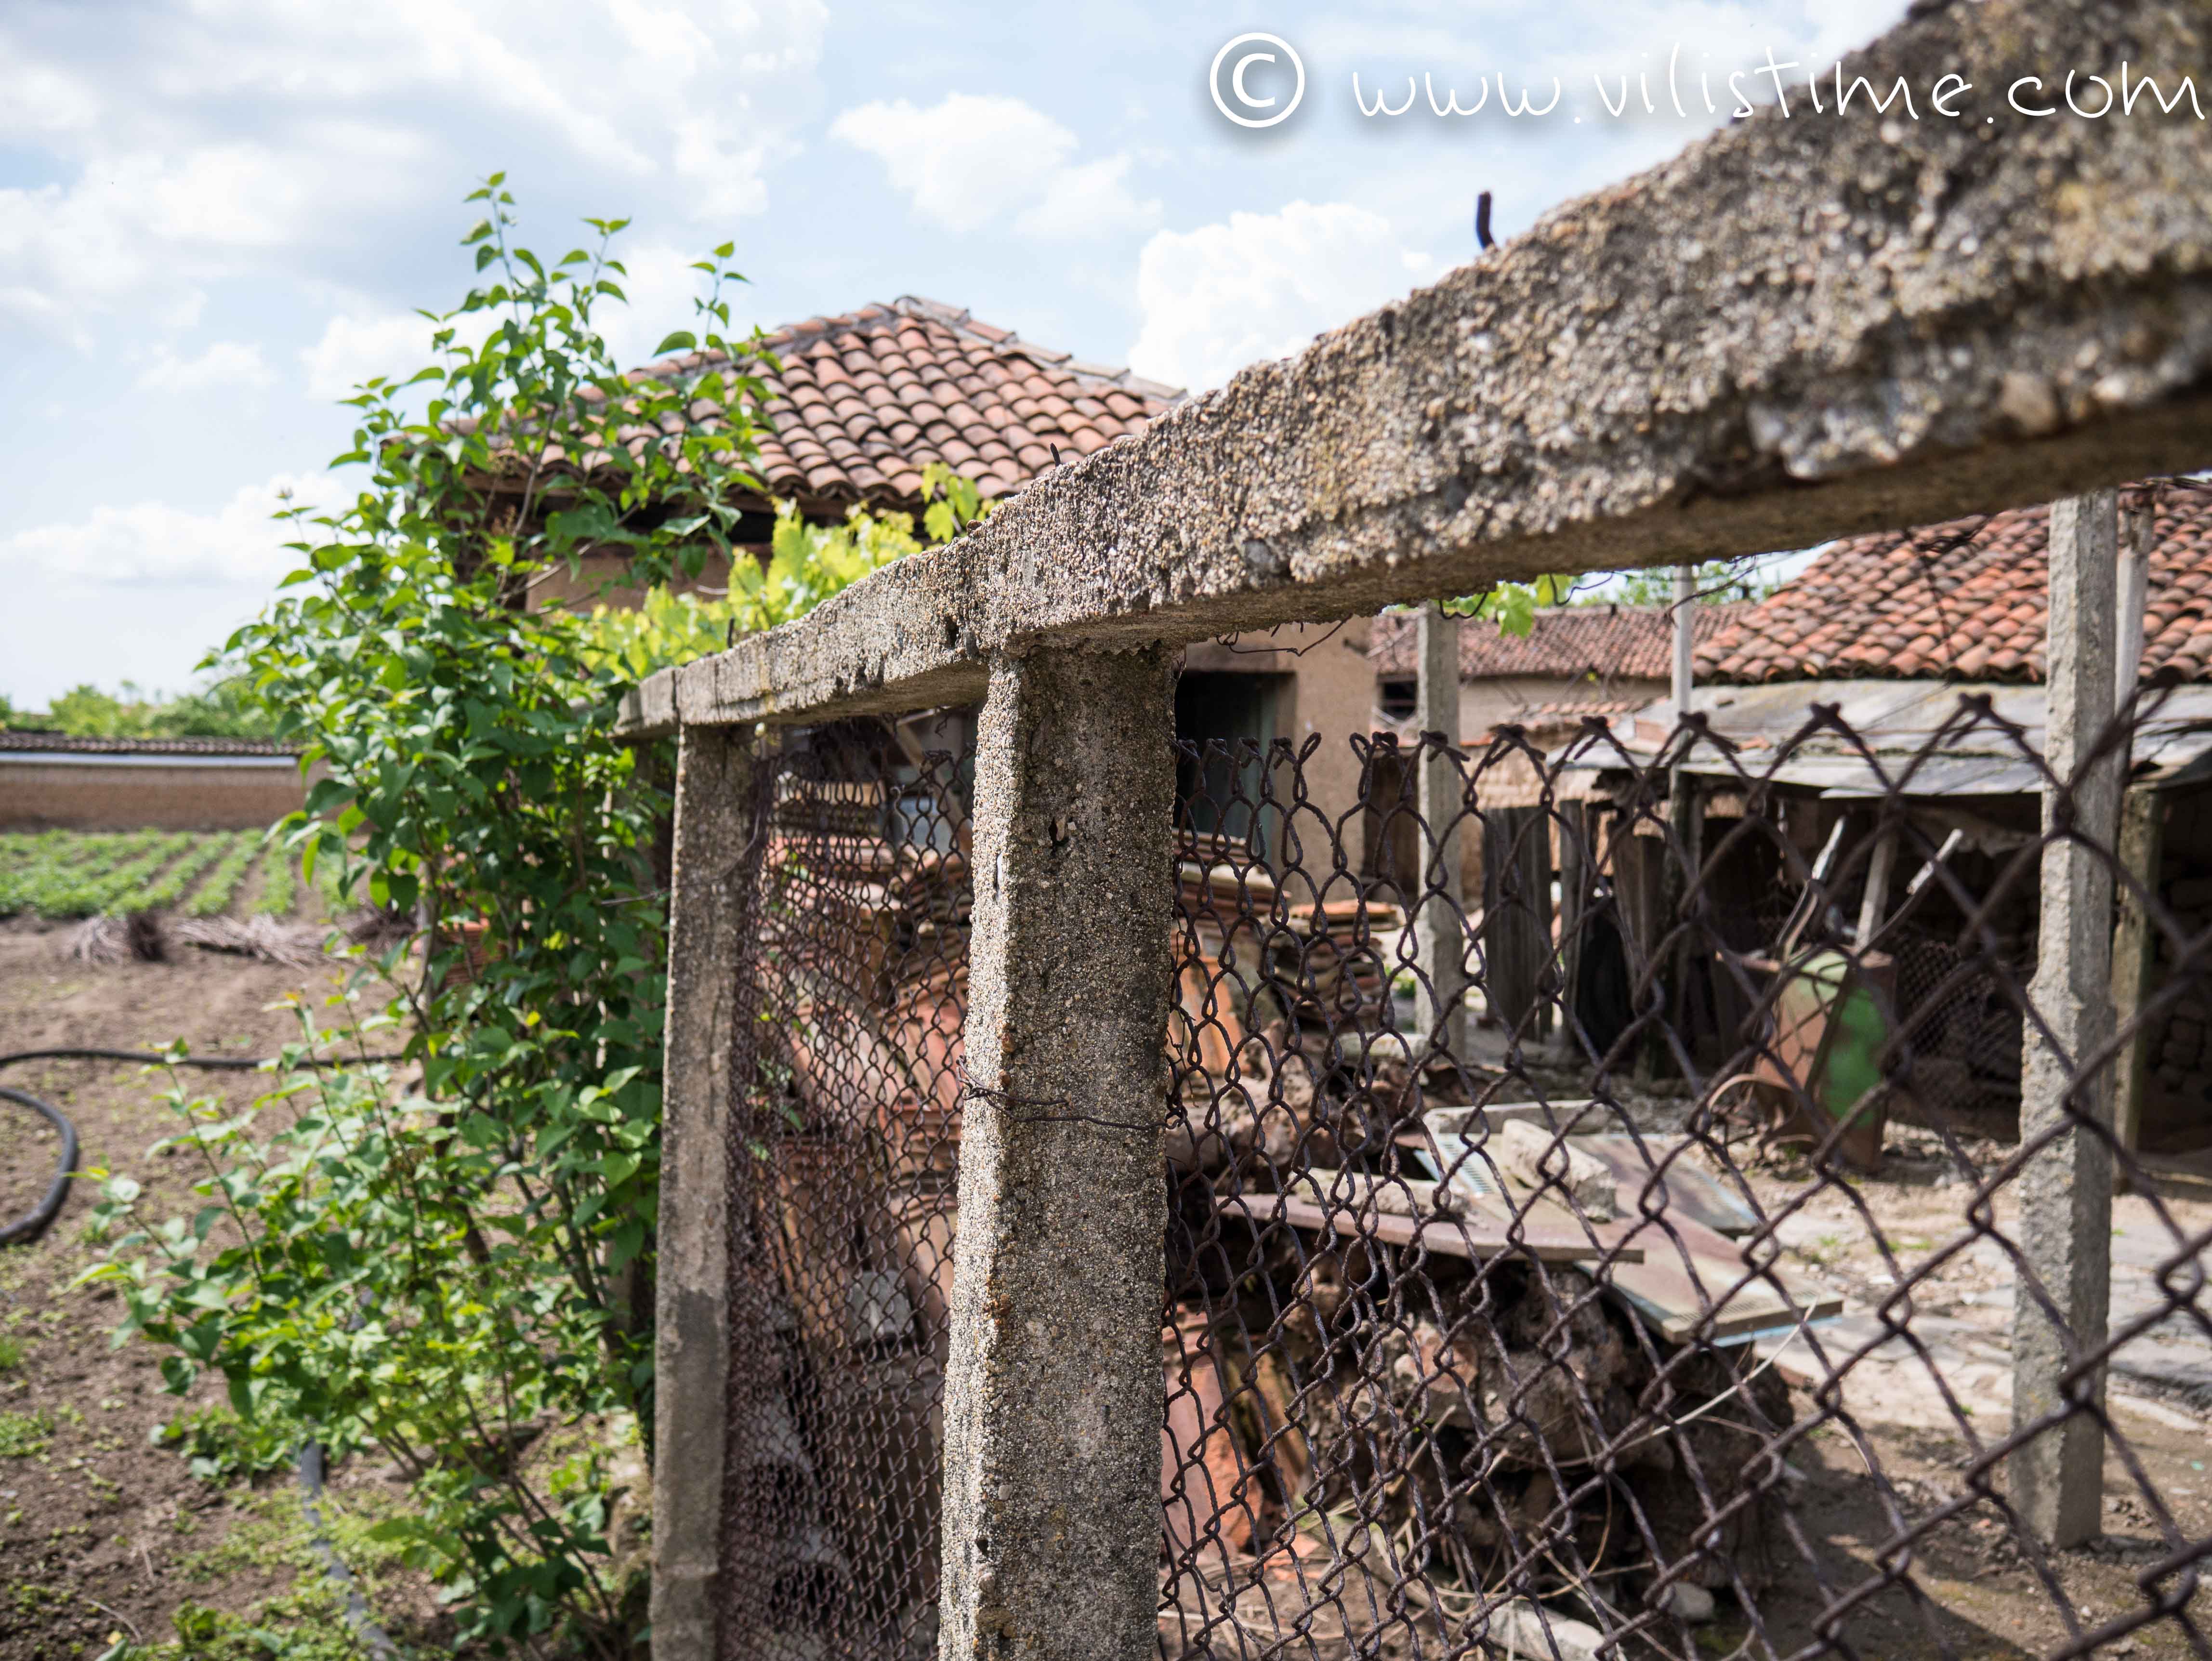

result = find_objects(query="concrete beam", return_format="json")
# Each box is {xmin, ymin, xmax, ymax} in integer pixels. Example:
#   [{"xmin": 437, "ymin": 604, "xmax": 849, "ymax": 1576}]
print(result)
[
  {"xmin": 2011, "ymin": 489, "xmax": 2123, "ymax": 1548},
  {"xmin": 649, "ymin": 725, "xmax": 757, "ymax": 1654},
  {"xmin": 937, "ymin": 646, "xmax": 1177, "ymax": 1661},
  {"xmin": 619, "ymin": 0, "xmax": 2212, "ymax": 738}
]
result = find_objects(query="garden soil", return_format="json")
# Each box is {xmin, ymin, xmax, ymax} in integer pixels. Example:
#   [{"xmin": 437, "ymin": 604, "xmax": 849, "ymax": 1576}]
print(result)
[{"xmin": 0, "ymin": 917, "xmax": 447, "ymax": 1657}]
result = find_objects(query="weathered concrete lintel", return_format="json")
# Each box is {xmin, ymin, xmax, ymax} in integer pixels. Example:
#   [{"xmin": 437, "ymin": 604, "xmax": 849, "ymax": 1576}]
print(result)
[{"xmin": 616, "ymin": 0, "xmax": 2212, "ymax": 740}]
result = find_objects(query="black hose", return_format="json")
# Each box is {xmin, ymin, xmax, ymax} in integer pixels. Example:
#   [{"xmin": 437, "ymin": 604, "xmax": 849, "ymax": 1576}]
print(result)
[
  {"xmin": 0, "ymin": 1047, "xmax": 406, "ymax": 1072},
  {"xmin": 0, "ymin": 1048, "xmax": 406, "ymax": 1247},
  {"xmin": 0, "ymin": 1085, "xmax": 78, "ymax": 1248},
  {"xmin": 298, "ymin": 1441, "xmax": 399, "ymax": 1658}
]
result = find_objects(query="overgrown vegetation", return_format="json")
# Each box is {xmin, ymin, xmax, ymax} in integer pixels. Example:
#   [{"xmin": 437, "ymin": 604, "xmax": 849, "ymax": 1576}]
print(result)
[{"xmin": 83, "ymin": 180, "xmax": 977, "ymax": 1657}]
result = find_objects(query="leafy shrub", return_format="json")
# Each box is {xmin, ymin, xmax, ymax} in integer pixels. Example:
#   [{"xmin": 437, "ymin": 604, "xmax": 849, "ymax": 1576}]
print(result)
[
  {"xmin": 91, "ymin": 182, "xmax": 775, "ymax": 1656},
  {"xmin": 17, "ymin": 675, "xmax": 275, "ymax": 738},
  {"xmin": 92, "ymin": 178, "xmax": 988, "ymax": 1657}
]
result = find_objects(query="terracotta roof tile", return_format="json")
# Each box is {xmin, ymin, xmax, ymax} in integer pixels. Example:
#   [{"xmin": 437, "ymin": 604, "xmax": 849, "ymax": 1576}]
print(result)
[
  {"xmin": 1695, "ymin": 485, "xmax": 2212, "ymax": 684},
  {"xmin": 1369, "ymin": 604, "xmax": 1752, "ymax": 682},
  {"xmin": 616, "ymin": 296, "xmax": 1181, "ymax": 513},
  {"xmin": 0, "ymin": 732, "xmax": 300, "ymax": 757}
]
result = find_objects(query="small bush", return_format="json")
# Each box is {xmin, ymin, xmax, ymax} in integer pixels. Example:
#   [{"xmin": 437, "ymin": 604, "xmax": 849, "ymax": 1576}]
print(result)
[{"xmin": 153, "ymin": 1403, "xmax": 299, "ymax": 1485}]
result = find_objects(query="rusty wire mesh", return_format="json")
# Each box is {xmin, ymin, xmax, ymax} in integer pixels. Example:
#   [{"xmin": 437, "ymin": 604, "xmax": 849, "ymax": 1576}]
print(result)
[
  {"xmin": 723, "ymin": 715, "xmax": 974, "ymax": 1661},
  {"xmin": 720, "ymin": 680, "xmax": 2212, "ymax": 1661}
]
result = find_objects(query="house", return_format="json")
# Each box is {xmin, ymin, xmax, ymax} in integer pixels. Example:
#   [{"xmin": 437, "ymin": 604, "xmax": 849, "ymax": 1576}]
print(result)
[
  {"xmin": 1368, "ymin": 601, "xmax": 1752, "ymax": 739},
  {"xmin": 1561, "ymin": 483, "xmax": 2212, "ymax": 1183},
  {"xmin": 535, "ymin": 297, "xmax": 1421, "ymax": 846},
  {"xmin": 524, "ymin": 295, "xmax": 1182, "ymax": 615}
]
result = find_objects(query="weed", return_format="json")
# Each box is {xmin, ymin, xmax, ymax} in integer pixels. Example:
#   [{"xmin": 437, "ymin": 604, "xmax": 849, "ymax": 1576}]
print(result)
[
  {"xmin": 0, "ymin": 1334, "xmax": 23, "ymax": 1370},
  {"xmin": 152, "ymin": 1404, "xmax": 299, "ymax": 1486},
  {"xmin": 0, "ymin": 1410, "xmax": 53, "ymax": 1457}
]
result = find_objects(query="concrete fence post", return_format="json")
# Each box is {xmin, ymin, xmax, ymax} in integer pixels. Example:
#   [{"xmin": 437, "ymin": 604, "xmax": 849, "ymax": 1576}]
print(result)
[
  {"xmin": 649, "ymin": 723, "xmax": 755, "ymax": 1657},
  {"xmin": 938, "ymin": 646, "xmax": 1179, "ymax": 1661},
  {"xmin": 2012, "ymin": 488, "xmax": 2122, "ymax": 1548}
]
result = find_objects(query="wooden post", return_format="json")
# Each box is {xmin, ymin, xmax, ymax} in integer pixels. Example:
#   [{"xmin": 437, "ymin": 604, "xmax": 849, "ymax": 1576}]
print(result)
[
  {"xmin": 1414, "ymin": 602, "xmax": 1468, "ymax": 1058},
  {"xmin": 2111, "ymin": 785, "xmax": 2165, "ymax": 1176},
  {"xmin": 1855, "ymin": 823, "xmax": 1899, "ymax": 948},
  {"xmin": 937, "ymin": 646, "xmax": 1178, "ymax": 1661},
  {"xmin": 1555, "ymin": 800, "xmax": 1588, "ymax": 1060},
  {"xmin": 649, "ymin": 724, "xmax": 757, "ymax": 1657},
  {"xmin": 2011, "ymin": 488, "xmax": 2122, "ymax": 1549},
  {"xmin": 2109, "ymin": 495, "xmax": 2158, "ymax": 1183}
]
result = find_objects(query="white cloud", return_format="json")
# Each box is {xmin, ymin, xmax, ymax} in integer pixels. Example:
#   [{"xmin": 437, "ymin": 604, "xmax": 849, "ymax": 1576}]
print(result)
[
  {"xmin": 0, "ymin": 474, "xmax": 315, "ymax": 595},
  {"xmin": 832, "ymin": 92, "xmax": 1158, "ymax": 242},
  {"xmin": 1127, "ymin": 202, "xmax": 1439, "ymax": 393},
  {"xmin": 0, "ymin": 0, "xmax": 829, "ymax": 336},
  {"xmin": 136, "ymin": 341, "xmax": 273, "ymax": 395},
  {"xmin": 0, "ymin": 474, "xmax": 325, "ymax": 705},
  {"xmin": 299, "ymin": 244, "xmax": 712, "ymax": 400},
  {"xmin": 300, "ymin": 311, "xmax": 445, "ymax": 401}
]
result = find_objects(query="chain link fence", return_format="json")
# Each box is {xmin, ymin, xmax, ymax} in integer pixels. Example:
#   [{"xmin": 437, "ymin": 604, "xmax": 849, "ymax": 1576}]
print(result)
[{"xmin": 716, "ymin": 680, "xmax": 2212, "ymax": 1661}]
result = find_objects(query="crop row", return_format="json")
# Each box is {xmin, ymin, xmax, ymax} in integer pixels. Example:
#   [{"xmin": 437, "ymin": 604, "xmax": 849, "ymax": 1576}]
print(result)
[
  {"xmin": 0, "ymin": 829, "xmax": 333, "ymax": 920},
  {"xmin": 253, "ymin": 845, "xmax": 299, "ymax": 917},
  {"xmin": 0, "ymin": 831, "xmax": 197, "ymax": 917},
  {"xmin": 186, "ymin": 832, "xmax": 265, "ymax": 917}
]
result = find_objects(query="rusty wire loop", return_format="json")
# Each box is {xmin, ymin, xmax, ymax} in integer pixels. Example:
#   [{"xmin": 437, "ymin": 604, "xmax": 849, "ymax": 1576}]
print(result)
[{"xmin": 716, "ymin": 684, "xmax": 2212, "ymax": 1661}]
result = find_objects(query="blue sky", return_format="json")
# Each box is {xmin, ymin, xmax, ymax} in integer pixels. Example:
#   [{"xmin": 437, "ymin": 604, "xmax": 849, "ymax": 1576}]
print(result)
[{"xmin": 0, "ymin": 0, "xmax": 1909, "ymax": 707}]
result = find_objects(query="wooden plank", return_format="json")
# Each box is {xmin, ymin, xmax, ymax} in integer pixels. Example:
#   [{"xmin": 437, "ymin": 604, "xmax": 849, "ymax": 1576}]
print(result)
[
  {"xmin": 1215, "ymin": 1191, "xmax": 1642, "ymax": 1266},
  {"xmin": 1591, "ymin": 1212, "xmax": 1841, "ymax": 1344}
]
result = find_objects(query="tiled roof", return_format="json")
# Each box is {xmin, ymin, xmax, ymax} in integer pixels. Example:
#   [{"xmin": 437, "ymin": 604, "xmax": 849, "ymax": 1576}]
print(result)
[
  {"xmin": 611, "ymin": 296, "xmax": 1181, "ymax": 513},
  {"xmin": 1697, "ymin": 486, "xmax": 2212, "ymax": 684},
  {"xmin": 0, "ymin": 732, "xmax": 298, "ymax": 756},
  {"xmin": 1370, "ymin": 604, "xmax": 1752, "ymax": 683}
]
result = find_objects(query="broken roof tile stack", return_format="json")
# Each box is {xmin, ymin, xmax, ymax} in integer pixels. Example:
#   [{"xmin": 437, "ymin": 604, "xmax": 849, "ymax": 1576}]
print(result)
[
  {"xmin": 624, "ymin": 295, "xmax": 1182, "ymax": 515},
  {"xmin": 1369, "ymin": 603, "xmax": 1752, "ymax": 684},
  {"xmin": 1697, "ymin": 484, "xmax": 2212, "ymax": 685}
]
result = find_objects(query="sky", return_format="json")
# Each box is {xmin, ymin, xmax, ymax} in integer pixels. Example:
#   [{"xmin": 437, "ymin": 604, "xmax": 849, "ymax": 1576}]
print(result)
[{"xmin": 0, "ymin": 0, "xmax": 1913, "ymax": 708}]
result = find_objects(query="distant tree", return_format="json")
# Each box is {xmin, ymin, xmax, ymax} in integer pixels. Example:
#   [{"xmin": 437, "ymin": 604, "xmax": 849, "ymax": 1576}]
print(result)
[{"xmin": 28, "ymin": 677, "xmax": 276, "ymax": 738}]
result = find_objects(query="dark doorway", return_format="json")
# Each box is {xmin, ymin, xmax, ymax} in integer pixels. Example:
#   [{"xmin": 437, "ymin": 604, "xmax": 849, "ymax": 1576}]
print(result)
[{"xmin": 1176, "ymin": 672, "xmax": 1283, "ymax": 856}]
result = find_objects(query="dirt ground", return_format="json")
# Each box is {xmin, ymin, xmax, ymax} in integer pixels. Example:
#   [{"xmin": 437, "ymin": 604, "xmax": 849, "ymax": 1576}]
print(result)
[
  {"xmin": 0, "ymin": 916, "xmax": 446, "ymax": 1658},
  {"xmin": 13, "ymin": 922, "xmax": 2212, "ymax": 1659}
]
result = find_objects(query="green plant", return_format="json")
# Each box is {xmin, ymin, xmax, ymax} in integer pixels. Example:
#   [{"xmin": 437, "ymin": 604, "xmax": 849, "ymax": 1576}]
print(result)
[
  {"xmin": 95, "ymin": 178, "xmax": 986, "ymax": 1658},
  {"xmin": 26, "ymin": 676, "xmax": 276, "ymax": 739},
  {"xmin": 127, "ymin": 832, "xmax": 235, "ymax": 912},
  {"xmin": 152, "ymin": 1403, "xmax": 299, "ymax": 1485},
  {"xmin": 0, "ymin": 1334, "xmax": 22, "ymax": 1370},
  {"xmin": 0, "ymin": 1410, "xmax": 52, "ymax": 1457},
  {"xmin": 582, "ymin": 461, "xmax": 985, "ymax": 680},
  {"xmin": 186, "ymin": 832, "xmax": 263, "ymax": 918},
  {"xmin": 251, "ymin": 846, "xmax": 298, "ymax": 917}
]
